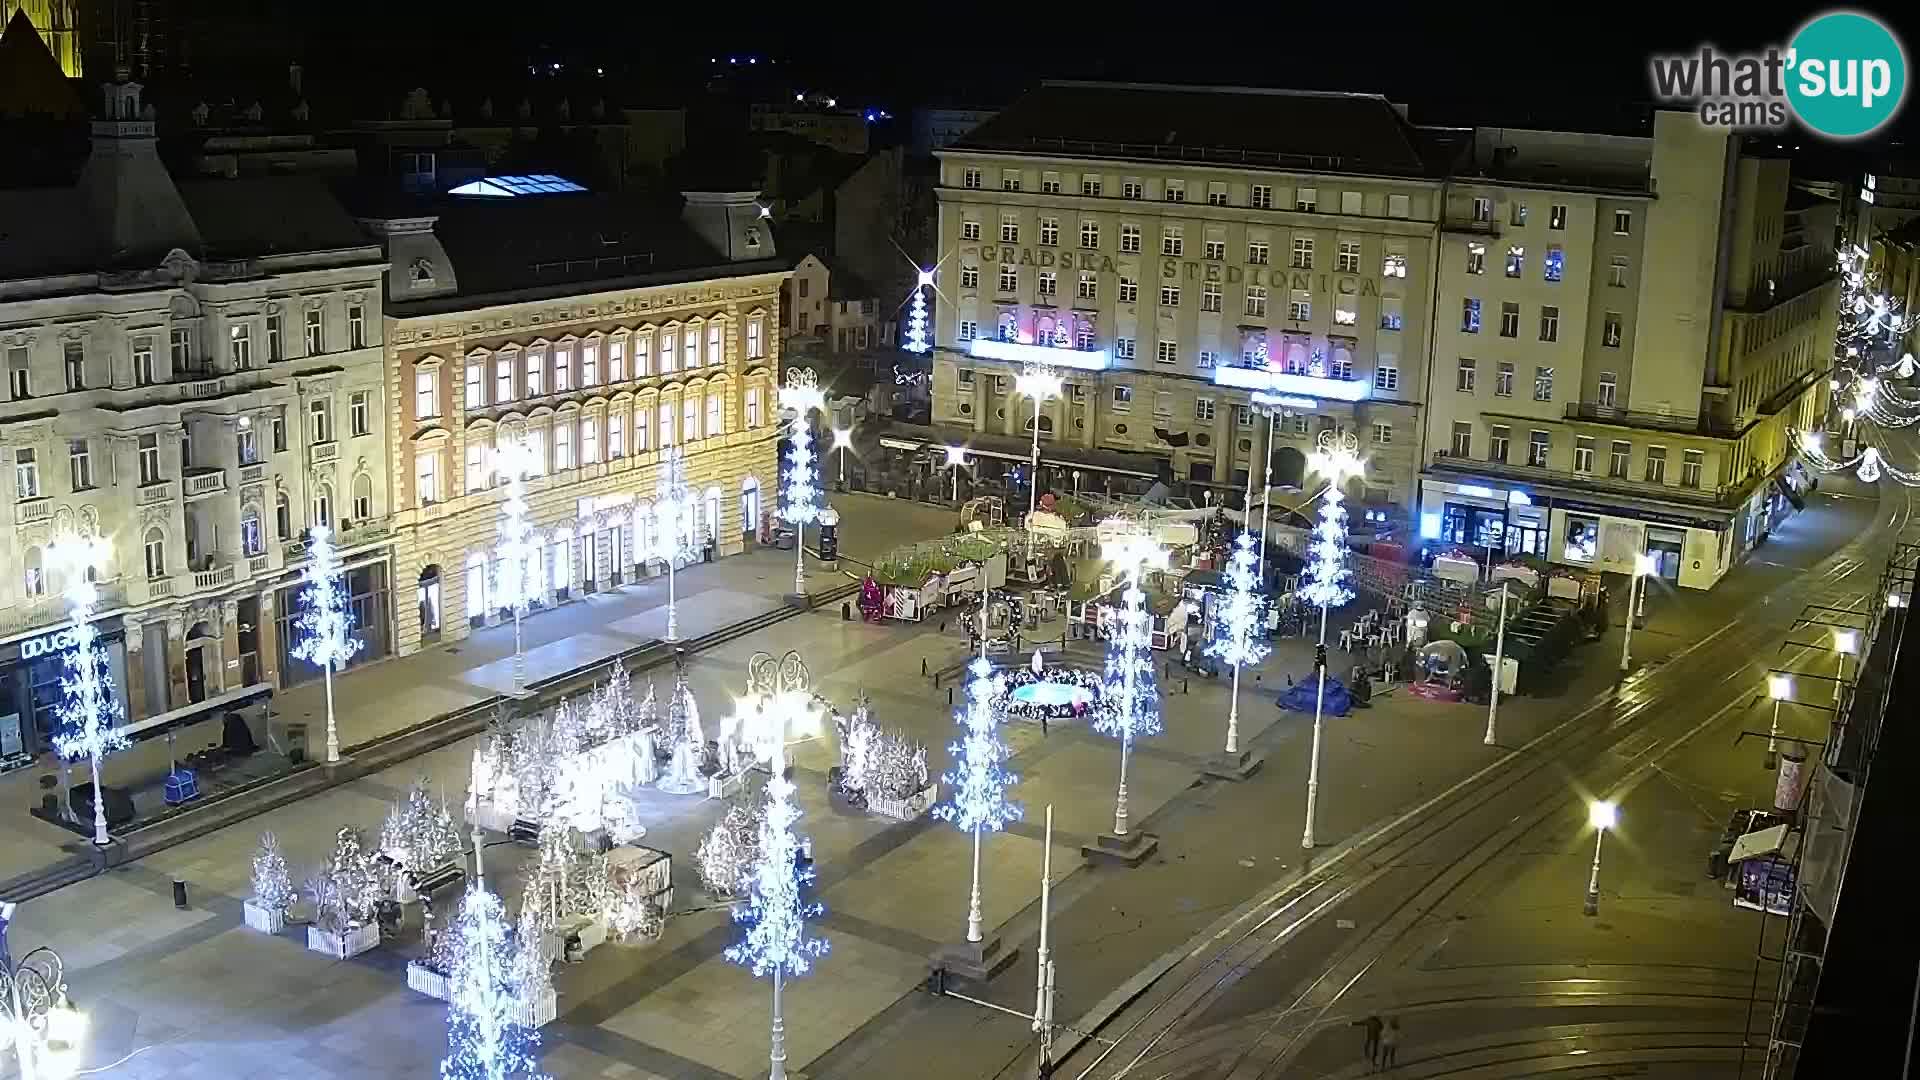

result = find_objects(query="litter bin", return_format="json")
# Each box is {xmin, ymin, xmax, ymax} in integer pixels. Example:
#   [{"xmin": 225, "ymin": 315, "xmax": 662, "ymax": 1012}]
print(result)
[{"xmin": 286, "ymin": 723, "xmax": 309, "ymax": 765}]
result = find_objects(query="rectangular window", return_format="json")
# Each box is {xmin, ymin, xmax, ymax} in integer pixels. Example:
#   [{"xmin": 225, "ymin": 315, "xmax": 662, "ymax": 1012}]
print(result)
[
  {"xmin": 1682, "ymin": 449, "xmax": 1704, "ymax": 488},
  {"xmin": 138, "ymin": 434, "xmax": 161, "ymax": 484},
  {"xmin": 1609, "ymin": 256, "xmax": 1629, "ymax": 287},
  {"xmin": 1076, "ymin": 324, "xmax": 1095, "ymax": 351},
  {"xmin": 707, "ymin": 394, "xmax": 723, "ymax": 437},
  {"xmin": 6, "ymin": 347, "xmax": 29, "ymax": 399},
  {"xmin": 1388, "ymin": 193, "xmax": 1411, "ymax": 218},
  {"xmin": 1333, "ymin": 305, "xmax": 1357, "ymax": 326},
  {"xmin": 1506, "ymin": 244, "xmax": 1525, "ymax": 277},
  {"xmin": 608, "ymin": 338, "xmax": 626, "ymax": 381},
  {"xmin": 1076, "ymin": 272, "xmax": 1097, "ymax": 300},
  {"xmin": 229, "ymin": 325, "xmax": 251, "ymax": 369},
  {"xmin": 1528, "ymin": 430, "xmax": 1550, "ymax": 467},
  {"xmin": 1111, "ymin": 386, "xmax": 1133, "ymax": 410},
  {"xmin": 1378, "ymin": 298, "xmax": 1403, "ymax": 332},
  {"xmin": 266, "ymin": 314, "xmax": 283, "ymax": 361},
  {"xmin": 963, "ymin": 167, "xmax": 981, "ymax": 190},
  {"xmin": 310, "ymin": 398, "xmax": 332, "ymax": 443},
  {"xmin": 1039, "ymin": 217, "xmax": 1059, "ymax": 246},
  {"xmin": 348, "ymin": 304, "xmax": 367, "ymax": 349},
  {"xmin": 1574, "ymin": 437, "xmax": 1595, "ymax": 473},
  {"xmin": 352, "ymin": 390, "xmax": 371, "ymax": 435},
  {"xmin": 1543, "ymin": 246, "xmax": 1564, "ymax": 282},
  {"xmin": 1372, "ymin": 422, "xmax": 1393, "ymax": 445},
  {"xmin": 1153, "ymin": 391, "xmax": 1173, "ymax": 418},
  {"xmin": 962, "ymin": 220, "xmax": 981, "ymax": 241},
  {"xmin": 1118, "ymin": 276, "xmax": 1138, "ymax": 304},
  {"xmin": 1450, "ymin": 421, "xmax": 1472, "ymax": 457},
  {"xmin": 1120, "ymin": 224, "xmax": 1142, "ymax": 253},
  {"xmin": 1204, "ymin": 239, "xmax": 1225, "ymax": 261},
  {"xmin": 1295, "ymin": 187, "xmax": 1317, "ymax": 212},
  {"xmin": 1116, "ymin": 337, "xmax": 1135, "ymax": 360},
  {"xmin": 14, "ymin": 449, "xmax": 38, "ymax": 499},
  {"xmin": 1374, "ymin": 362, "xmax": 1399, "ymax": 392},
  {"xmin": 526, "ymin": 350, "xmax": 545, "ymax": 395},
  {"xmin": 1462, "ymin": 298, "xmax": 1482, "ymax": 333},
  {"xmin": 746, "ymin": 318, "xmax": 765, "ymax": 360},
  {"xmin": 682, "ymin": 396, "xmax": 699, "ymax": 441},
  {"xmin": 582, "ymin": 341, "xmax": 600, "ymax": 385},
  {"xmin": 1206, "ymin": 181, "xmax": 1228, "ymax": 206},
  {"xmin": 555, "ymin": 421, "xmax": 574, "ymax": 468},
  {"xmin": 1500, "ymin": 302, "xmax": 1520, "ymax": 338},
  {"xmin": 999, "ymin": 264, "xmax": 1019, "ymax": 292},
  {"xmin": 1039, "ymin": 271, "xmax": 1058, "ymax": 296},
  {"xmin": 1081, "ymin": 176, "xmax": 1102, "ymax": 197},
  {"xmin": 1201, "ymin": 282, "xmax": 1222, "ymax": 312},
  {"xmin": 272, "ymin": 407, "xmax": 286, "ymax": 453},
  {"xmin": 416, "ymin": 450, "xmax": 440, "ymax": 504},
  {"xmin": 1291, "ymin": 237, "xmax": 1314, "ymax": 269},
  {"xmin": 1245, "ymin": 286, "xmax": 1268, "ymax": 317},
  {"xmin": 659, "ymin": 402, "xmax": 676, "ymax": 446},
  {"xmin": 415, "ymin": 369, "xmax": 438, "ymax": 419},
  {"xmin": 524, "ymin": 429, "xmax": 545, "ymax": 474},
  {"xmin": 1002, "ymin": 169, "xmax": 1021, "ymax": 192},
  {"xmin": 170, "ymin": 327, "xmax": 192, "ymax": 371},
  {"xmin": 68, "ymin": 439, "xmax": 91, "ymax": 490},
  {"xmin": 1001, "ymin": 215, "xmax": 1019, "ymax": 243},
  {"xmin": 961, "ymin": 265, "xmax": 979, "ymax": 289},
  {"xmin": 1195, "ymin": 397, "xmax": 1216, "ymax": 422},
  {"xmin": 1164, "ymin": 179, "xmax": 1185, "ymax": 203},
  {"xmin": 1645, "ymin": 445, "xmax": 1667, "ymax": 483},
  {"xmin": 1156, "ymin": 340, "xmax": 1178, "ymax": 365},
  {"xmin": 1598, "ymin": 371, "xmax": 1618, "ymax": 407},
  {"xmin": 1248, "ymin": 241, "xmax": 1269, "ymax": 265},
  {"xmin": 1080, "ymin": 220, "xmax": 1099, "ymax": 249},
  {"xmin": 608, "ymin": 412, "xmax": 625, "ymax": 458},
  {"xmin": 1329, "ymin": 353, "xmax": 1353, "ymax": 380},
  {"xmin": 1161, "ymin": 226, "xmax": 1183, "ymax": 256},
  {"xmin": 496, "ymin": 357, "xmax": 514, "ymax": 401},
  {"xmin": 1534, "ymin": 366, "xmax": 1555, "ymax": 402},
  {"xmin": 1613, "ymin": 209, "xmax": 1632, "ymax": 235},
  {"xmin": 304, "ymin": 308, "xmax": 323, "ymax": 354},
  {"xmin": 1340, "ymin": 190, "xmax": 1363, "ymax": 215},
  {"xmin": 467, "ymin": 443, "xmax": 487, "ymax": 492},
  {"xmin": 636, "ymin": 406, "xmax": 651, "ymax": 450},
  {"xmin": 1489, "ymin": 425, "xmax": 1511, "ymax": 463},
  {"xmin": 1124, "ymin": 178, "xmax": 1144, "ymax": 200},
  {"xmin": 1337, "ymin": 241, "xmax": 1360, "ymax": 273},
  {"xmin": 1462, "ymin": 244, "xmax": 1487, "ymax": 279},
  {"xmin": 1160, "ymin": 285, "xmax": 1181, "ymax": 307},
  {"xmin": 1511, "ymin": 202, "xmax": 1529, "ymax": 226},
  {"xmin": 581, "ymin": 416, "xmax": 600, "ymax": 463},
  {"xmin": 1383, "ymin": 248, "xmax": 1408, "ymax": 278},
  {"xmin": 634, "ymin": 334, "xmax": 652, "ymax": 376},
  {"xmin": 1041, "ymin": 172, "xmax": 1061, "ymax": 194},
  {"xmin": 1457, "ymin": 358, "xmax": 1477, "ymax": 392},
  {"xmin": 466, "ymin": 362, "xmax": 484, "ymax": 408},
  {"xmin": 1472, "ymin": 196, "xmax": 1492, "ymax": 222},
  {"xmin": 1288, "ymin": 291, "xmax": 1311, "ymax": 321},
  {"xmin": 1549, "ymin": 204, "xmax": 1567, "ymax": 230},
  {"xmin": 1609, "ymin": 440, "xmax": 1631, "ymax": 479},
  {"xmin": 1250, "ymin": 184, "xmax": 1273, "ymax": 209},
  {"xmin": 1539, "ymin": 305, "xmax": 1560, "ymax": 342},
  {"xmin": 958, "ymin": 320, "xmax": 978, "ymax": 341},
  {"xmin": 1495, "ymin": 362, "xmax": 1514, "ymax": 397}
]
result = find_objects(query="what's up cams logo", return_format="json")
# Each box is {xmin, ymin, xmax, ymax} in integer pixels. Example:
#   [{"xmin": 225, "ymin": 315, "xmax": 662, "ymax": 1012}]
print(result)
[{"xmin": 1650, "ymin": 10, "xmax": 1908, "ymax": 139}]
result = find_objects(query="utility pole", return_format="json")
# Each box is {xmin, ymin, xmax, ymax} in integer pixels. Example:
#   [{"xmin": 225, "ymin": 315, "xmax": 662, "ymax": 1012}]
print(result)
[{"xmin": 1034, "ymin": 804, "xmax": 1057, "ymax": 1077}]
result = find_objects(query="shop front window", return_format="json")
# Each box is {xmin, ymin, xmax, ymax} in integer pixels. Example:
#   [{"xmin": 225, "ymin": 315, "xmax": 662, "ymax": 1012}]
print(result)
[{"xmin": 1563, "ymin": 516, "xmax": 1599, "ymax": 562}]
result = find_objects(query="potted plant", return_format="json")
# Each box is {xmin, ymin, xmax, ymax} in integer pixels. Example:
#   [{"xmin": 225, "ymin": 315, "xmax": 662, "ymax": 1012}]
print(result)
[
  {"xmin": 243, "ymin": 831, "xmax": 294, "ymax": 934},
  {"xmin": 306, "ymin": 827, "xmax": 384, "ymax": 959}
]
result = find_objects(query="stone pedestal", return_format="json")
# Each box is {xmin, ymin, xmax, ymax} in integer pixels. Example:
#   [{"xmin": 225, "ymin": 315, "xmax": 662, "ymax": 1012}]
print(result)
[
  {"xmin": 1081, "ymin": 830, "xmax": 1158, "ymax": 867},
  {"xmin": 932, "ymin": 934, "xmax": 1018, "ymax": 983},
  {"xmin": 1202, "ymin": 748, "xmax": 1265, "ymax": 782}
]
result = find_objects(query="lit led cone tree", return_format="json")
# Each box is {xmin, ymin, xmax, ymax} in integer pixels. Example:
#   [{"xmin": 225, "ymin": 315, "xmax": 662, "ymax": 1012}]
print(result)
[
  {"xmin": 292, "ymin": 524, "xmax": 362, "ymax": 763},
  {"xmin": 779, "ymin": 369, "xmax": 826, "ymax": 597},
  {"xmin": 494, "ymin": 437, "xmax": 543, "ymax": 695},
  {"xmin": 1095, "ymin": 528, "xmax": 1168, "ymax": 839},
  {"xmin": 903, "ymin": 268, "xmax": 933, "ymax": 354},
  {"xmin": 725, "ymin": 651, "xmax": 828, "ymax": 1080},
  {"xmin": 652, "ymin": 445, "xmax": 699, "ymax": 641},
  {"xmin": 933, "ymin": 593, "xmax": 1021, "ymax": 943},
  {"xmin": 50, "ymin": 533, "xmax": 127, "ymax": 845},
  {"xmin": 1205, "ymin": 531, "xmax": 1270, "ymax": 756},
  {"xmin": 1299, "ymin": 430, "xmax": 1364, "ymax": 851},
  {"xmin": 440, "ymin": 885, "xmax": 546, "ymax": 1080}
]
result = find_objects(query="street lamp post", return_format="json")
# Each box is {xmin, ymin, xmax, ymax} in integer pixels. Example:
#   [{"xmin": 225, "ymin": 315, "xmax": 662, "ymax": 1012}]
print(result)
[
  {"xmin": 1765, "ymin": 674, "xmax": 1794, "ymax": 770},
  {"xmin": 1618, "ymin": 552, "xmax": 1656, "ymax": 673},
  {"xmin": 944, "ymin": 445, "xmax": 968, "ymax": 504},
  {"xmin": 0, "ymin": 940, "xmax": 86, "ymax": 1080},
  {"xmin": 1485, "ymin": 584, "xmax": 1510, "ymax": 746},
  {"xmin": 1300, "ymin": 431, "xmax": 1364, "ymax": 851},
  {"xmin": 1253, "ymin": 406, "xmax": 1280, "ymax": 578},
  {"xmin": 779, "ymin": 370, "xmax": 826, "ymax": 599},
  {"xmin": 47, "ymin": 535, "xmax": 125, "ymax": 848},
  {"xmin": 492, "ymin": 437, "xmax": 542, "ymax": 693},
  {"xmin": 1014, "ymin": 365, "xmax": 1063, "ymax": 562},
  {"xmin": 1584, "ymin": 800, "xmax": 1617, "ymax": 916},
  {"xmin": 831, "ymin": 426, "xmax": 853, "ymax": 489},
  {"xmin": 1833, "ymin": 629, "xmax": 1859, "ymax": 704},
  {"xmin": 1098, "ymin": 529, "xmax": 1169, "ymax": 840}
]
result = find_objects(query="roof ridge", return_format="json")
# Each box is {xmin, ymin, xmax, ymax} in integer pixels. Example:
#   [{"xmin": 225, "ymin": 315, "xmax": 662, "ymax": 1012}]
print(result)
[{"xmin": 1038, "ymin": 80, "xmax": 1396, "ymax": 105}]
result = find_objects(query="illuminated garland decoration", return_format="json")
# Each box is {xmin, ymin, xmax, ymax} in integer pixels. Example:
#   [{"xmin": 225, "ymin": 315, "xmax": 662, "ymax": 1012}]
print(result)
[
  {"xmin": 53, "ymin": 537, "xmax": 129, "ymax": 769},
  {"xmin": 1206, "ymin": 531, "xmax": 1271, "ymax": 671},
  {"xmin": 933, "ymin": 656, "xmax": 1021, "ymax": 835},
  {"xmin": 903, "ymin": 270, "xmax": 932, "ymax": 355},
  {"xmin": 1094, "ymin": 539, "xmax": 1165, "ymax": 746},
  {"xmin": 782, "ymin": 412, "xmax": 820, "ymax": 528},
  {"xmin": 653, "ymin": 445, "xmax": 699, "ymax": 568},
  {"xmin": 441, "ymin": 885, "xmax": 546, "ymax": 1080},
  {"xmin": 1794, "ymin": 428, "xmax": 1920, "ymax": 487},
  {"xmin": 495, "ymin": 438, "xmax": 543, "ymax": 616},
  {"xmin": 1299, "ymin": 481, "xmax": 1356, "ymax": 610},
  {"xmin": 721, "ymin": 749, "xmax": 828, "ymax": 979},
  {"xmin": 292, "ymin": 524, "xmax": 362, "ymax": 674}
]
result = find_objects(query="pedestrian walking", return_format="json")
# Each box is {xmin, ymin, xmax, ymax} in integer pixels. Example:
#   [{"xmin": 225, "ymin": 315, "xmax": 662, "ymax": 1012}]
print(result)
[
  {"xmin": 1378, "ymin": 1016, "xmax": 1400, "ymax": 1069},
  {"xmin": 1039, "ymin": 709, "xmax": 1049, "ymax": 737},
  {"xmin": 1355, "ymin": 1014, "xmax": 1382, "ymax": 1067}
]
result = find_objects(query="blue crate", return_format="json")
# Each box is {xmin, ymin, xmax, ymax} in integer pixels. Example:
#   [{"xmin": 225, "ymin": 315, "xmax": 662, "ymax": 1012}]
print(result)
[{"xmin": 163, "ymin": 769, "xmax": 199, "ymax": 805}]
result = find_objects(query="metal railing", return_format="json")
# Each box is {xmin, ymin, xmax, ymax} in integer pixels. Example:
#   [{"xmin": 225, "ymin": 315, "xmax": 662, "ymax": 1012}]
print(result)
[
  {"xmin": 1563, "ymin": 401, "xmax": 1738, "ymax": 437},
  {"xmin": 1429, "ymin": 451, "xmax": 1735, "ymax": 506}
]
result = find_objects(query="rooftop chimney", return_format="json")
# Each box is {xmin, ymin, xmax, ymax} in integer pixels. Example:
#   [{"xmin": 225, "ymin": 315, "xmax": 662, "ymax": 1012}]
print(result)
[{"xmin": 680, "ymin": 190, "xmax": 774, "ymax": 263}]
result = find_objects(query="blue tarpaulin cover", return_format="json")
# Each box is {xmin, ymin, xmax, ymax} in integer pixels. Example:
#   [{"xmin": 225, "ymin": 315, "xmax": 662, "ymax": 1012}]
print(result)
[{"xmin": 1277, "ymin": 675, "xmax": 1351, "ymax": 716}]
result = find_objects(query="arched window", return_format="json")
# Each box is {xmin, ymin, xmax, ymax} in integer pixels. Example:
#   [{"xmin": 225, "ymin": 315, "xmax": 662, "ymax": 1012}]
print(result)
[
  {"xmin": 465, "ymin": 550, "xmax": 488, "ymax": 622},
  {"xmin": 998, "ymin": 312, "xmax": 1019, "ymax": 342},
  {"xmin": 275, "ymin": 491, "xmax": 292, "ymax": 539},
  {"xmin": 313, "ymin": 482, "xmax": 333, "ymax": 530},
  {"xmin": 740, "ymin": 476, "xmax": 760, "ymax": 537},
  {"xmin": 143, "ymin": 528, "xmax": 167, "ymax": 579},
  {"xmin": 353, "ymin": 472, "xmax": 374, "ymax": 520},
  {"xmin": 241, "ymin": 505, "xmax": 264, "ymax": 557},
  {"xmin": 22, "ymin": 546, "xmax": 44, "ymax": 597}
]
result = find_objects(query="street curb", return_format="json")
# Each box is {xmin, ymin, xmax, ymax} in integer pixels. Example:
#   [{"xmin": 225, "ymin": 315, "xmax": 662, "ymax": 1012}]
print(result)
[{"xmin": 0, "ymin": 580, "xmax": 860, "ymax": 903}]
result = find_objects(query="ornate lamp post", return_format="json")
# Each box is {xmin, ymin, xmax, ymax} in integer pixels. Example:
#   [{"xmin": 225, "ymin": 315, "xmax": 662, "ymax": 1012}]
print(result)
[
  {"xmin": 943, "ymin": 444, "xmax": 968, "ymax": 503},
  {"xmin": 779, "ymin": 370, "xmax": 826, "ymax": 598},
  {"xmin": 1014, "ymin": 364, "xmax": 1063, "ymax": 561},
  {"xmin": 1300, "ymin": 430, "xmax": 1364, "ymax": 851},
  {"xmin": 492, "ymin": 436, "xmax": 543, "ymax": 695},
  {"xmin": 1097, "ymin": 527, "xmax": 1169, "ymax": 842},
  {"xmin": 652, "ymin": 445, "xmax": 699, "ymax": 642},
  {"xmin": 1618, "ymin": 552, "xmax": 1656, "ymax": 673},
  {"xmin": 1583, "ymin": 800, "xmax": 1618, "ymax": 916},
  {"xmin": 0, "ymin": 940, "xmax": 87, "ymax": 1080},
  {"xmin": 48, "ymin": 535, "xmax": 126, "ymax": 847},
  {"xmin": 830, "ymin": 426, "xmax": 854, "ymax": 489}
]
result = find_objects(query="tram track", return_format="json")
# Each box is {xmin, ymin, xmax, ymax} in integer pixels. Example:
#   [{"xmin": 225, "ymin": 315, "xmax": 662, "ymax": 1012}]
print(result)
[{"xmin": 1070, "ymin": 486, "xmax": 1912, "ymax": 1080}]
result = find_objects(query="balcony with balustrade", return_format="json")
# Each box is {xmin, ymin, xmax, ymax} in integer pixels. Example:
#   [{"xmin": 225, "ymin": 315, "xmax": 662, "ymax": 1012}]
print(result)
[
  {"xmin": 1427, "ymin": 450, "xmax": 1746, "ymax": 509},
  {"xmin": 183, "ymin": 467, "xmax": 229, "ymax": 500},
  {"xmin": 1562, "ymin": 401, "xmax": 1741, "ymax": 438}
]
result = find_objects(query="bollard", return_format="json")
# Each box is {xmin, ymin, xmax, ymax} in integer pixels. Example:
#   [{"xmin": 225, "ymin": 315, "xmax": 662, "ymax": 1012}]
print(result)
[
  {"xmin": 947, "ymin": 686, "xmax": 954, "ymax": 706},
  {"xmin": 1184, "ymin": 678, "xmax": 1190, "ymax": 695},
  {"xmin": 841, "ymin": 601, "xmax": 851, "ymax": 621},
  {"xmin": 172, "ymin": 879, "xmax": 189, "ymax": 909}
]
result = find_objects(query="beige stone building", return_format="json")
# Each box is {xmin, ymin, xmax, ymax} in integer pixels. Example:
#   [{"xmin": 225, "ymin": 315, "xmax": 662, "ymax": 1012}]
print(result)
[
  {"xmin": 356, "ymin": 184, "xmax": 787, "ymax": 657},
  {"xmin": 0, "ymin": 79, "xmax": 392, "ymax": 761},
  {"xmin": 930, "ymin": 82, "xmax": 1443, "ymax": 517},
  {"xmin": 1421, "ymin": 113, "xmax": 1837, "ymax": 590}
]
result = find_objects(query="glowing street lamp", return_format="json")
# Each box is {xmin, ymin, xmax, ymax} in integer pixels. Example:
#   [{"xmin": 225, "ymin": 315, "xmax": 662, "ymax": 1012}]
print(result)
[
  {"xmin": 1583, "ymin": 799, "xmax": 1617, "ymax": 916},
  {"xmin": 1765, "ymin": 674, "xmax": 1793, "ymax": 770},
  {"xmin": 1098, "ymin": 528, "xmax": 1169, "ymax": 839},
  {"xmin": 1833, "ymin": 629, "xmax": 1859, "ymax": 704},
  {"xmin": 1300, "ymin": 431, "xmax": 1364, "ymax": 850},
  {"xmin": 780, "ymin": 370, "xmax": 827, "ymax": 597},
  {"xmin": 1619, "ymin": 552, "xmax": 1657, "ymax": 674},
  {"xmin": 830, "ymin": 426, "xmax": 854, "ymax": 488},
  {"xmin": 491, "ymin": 437, "xmax": 544, "ymax": 691},
  {"xmin": 1484, "ymin": 583, "xmax": 1511, "ymax": 747},
  {"xmin": 1014, "ymin": 364, "xmax": 1064, "ymax": 560},
  {"xmin": 1, "ymin": 941, "xmax": 87, "ymax": 1080},
  {"xmin": 944, "ymin": 444, "xmax": 969, "ymax": 503}
]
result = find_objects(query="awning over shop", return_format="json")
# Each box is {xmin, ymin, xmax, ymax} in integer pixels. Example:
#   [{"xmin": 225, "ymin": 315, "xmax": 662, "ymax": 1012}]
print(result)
[
  {"xmin": 873, "ymin": 422, "xmax": 1166, "ymax": 481},
  {"xmin": 113, "ymin": 682, "xmax": 274, "ymax": 744},
  {"xmin": 1728, "ymin": 823, "xmax": 1799, "ymax": 864}
]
